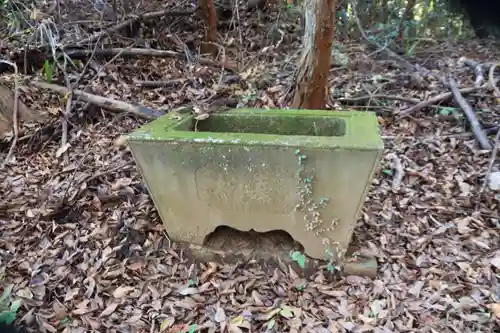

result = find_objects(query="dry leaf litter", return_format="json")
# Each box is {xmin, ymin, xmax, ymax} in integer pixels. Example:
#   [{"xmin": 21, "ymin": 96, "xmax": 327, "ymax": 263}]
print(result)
[{"xmin": 0, "ymin": 0, "xmax": 500, "ymax": 332}]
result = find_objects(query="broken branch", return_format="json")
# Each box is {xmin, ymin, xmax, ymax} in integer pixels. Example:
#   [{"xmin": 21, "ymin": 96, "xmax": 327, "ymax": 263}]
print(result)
[
  {"xmin": 397, "ymin": 87, "xmax": 479, "ymax": 117},
  {"xmin": 488, "ymin": 63, "xmax": 500, "ymax": 104},
  {"xmin": 65, "ymin": 47, "xmax": 235, "ymax": 71},
  {"xmin": 337, "ymin": 94, "xmax": 421, "ymax": 104},
  {"xmin": 448, "ymin": 79, "xmax": 492, "ymax": 150},
  {"xmin": 135, "ymin": 79, "xmax": 188, "ymax": 88},
  {"xmin": 460, "ymin": 58, "xmax": 484, "ymax": 87},
  {"xmin": 29, "ymin": 81, "xmax": 164, "ymax": 120},
  {"xmin": 74, "ymin": 9, "xmax": 195, "ymax": 47}
]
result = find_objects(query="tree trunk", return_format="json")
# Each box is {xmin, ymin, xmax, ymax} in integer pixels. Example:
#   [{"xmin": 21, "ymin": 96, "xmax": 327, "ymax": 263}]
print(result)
[
  {"xmin": 292, "ymin": 0, "xmax": 337, "ymax": 109},
  {"xmin": 200, "ymin": 0, "xmax": 218, "ymax": 56}
]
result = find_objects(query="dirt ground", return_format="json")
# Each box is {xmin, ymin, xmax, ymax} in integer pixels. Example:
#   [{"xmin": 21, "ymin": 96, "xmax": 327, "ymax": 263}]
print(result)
[{"xmin": 0, "ymin": 0, "xmax": 500, "ymax": 332}]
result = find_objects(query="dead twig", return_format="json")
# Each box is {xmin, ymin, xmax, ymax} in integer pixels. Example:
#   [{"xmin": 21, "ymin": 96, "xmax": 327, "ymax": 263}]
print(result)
[
  {"xmin": 55, "ymin": 59, "xmax": 75, "ymax": 164},
  {"xmin": 0, "ymin": 60, "xmax": 20, "ymax": 169},
  {"xmin": 488, "ymin": 63, "xmax": 500, "ymax": 105},
  {"xmin": 29, "ymin": 81, "xmax": 164, "ymax": 120},
  {"xmin": 83, "ymin": 161, "xmax": 134, "ymax": 184},
  {"xmin": 480, "ymin": 129, "xmax": 500, "ymax": 193},
  {"xmin": 79, "ymin": 45, "xmax": 135, "ymax": 112},
  {"xmin": 460, "ymin": 58, "xmax": 484, "ymax": 87},
  {"xmin": 397, "ymin": 87, "xmax": 479, "ymax": 117},
  {"xmin": 135, "ymin": 79, "xmax": 188, "ymax": 88},
  {"xmin": 448, "ymin": 79, "xmax": 492, "ymax": 150},
  {"xmin": 60, "ymin": 90, "xmax": 72, "ymax": 163},
  {"xmin": 74, "ymin": 9, "xmax": 195, "ymax": 47},
  {"xmin": 338, "ymin": 94, "xmax": 421, "ymax": 104},
  {"xmin": 65, "ymin": 47, "xmax": 236, "ymax": 72},
  {"xmin": 388, "ymin": 153, "xmax": 404, "ymax": 191},
  {"xmin": 353, "ymin": 7, "xmax": 491, "ymax": 150}
]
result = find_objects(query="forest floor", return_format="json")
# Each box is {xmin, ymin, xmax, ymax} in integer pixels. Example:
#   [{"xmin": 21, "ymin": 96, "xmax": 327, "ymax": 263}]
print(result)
[{"xmin": 0, "ymin": 0, "xmax": 500, "ymax": 332}]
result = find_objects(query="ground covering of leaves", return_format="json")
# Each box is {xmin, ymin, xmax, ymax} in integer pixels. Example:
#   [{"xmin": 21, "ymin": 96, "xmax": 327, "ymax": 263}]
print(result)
[{"xmin": 0, "ymin": 0, "xmax": 500, "ymax": 332}]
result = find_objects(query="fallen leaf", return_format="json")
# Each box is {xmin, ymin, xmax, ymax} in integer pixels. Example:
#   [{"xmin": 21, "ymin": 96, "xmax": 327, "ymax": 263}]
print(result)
[
  {"xmin": 408, "ymin": 281, "xmax": 425, "ymax": 297},
  {"xmin": 489, "ymin": 303, "xmax": 500, "ymax": 318},
  {"xmin": 179, "ymin": 287, "xmax": 198, "ymax": 296},
  {"xmin": 112, "ymin": 286, "xmax": 135, "ymax": 298},
  {"xmin": 267, "ymin": 318, "xmax": 276, "ymax": 330},
  {"xmin": 279, "ymin": 305, "xmax": 295, "ymax": 318},
  {"xmin": 159, "ymin": 317, "xmax": 174, "ymax": 332},
  {"xmin": 99, "ymin": 302, "xmax": 119, "ymax": 317},
  {"xmin": 491, "ymin": 257, "xmax": 500, "ymax": 269},
  {"xmin": 56, "ymin": 143, "xmax": 71, "ymax": 158},
  {"xmin": 214, "ymin": 307, "xmax": 226, "ymax": 323}
]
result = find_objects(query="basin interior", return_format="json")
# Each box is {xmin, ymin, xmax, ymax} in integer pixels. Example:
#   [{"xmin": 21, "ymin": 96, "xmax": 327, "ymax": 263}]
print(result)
[{"xmin": 174, "ymin": 113, "xmax": 347, "ymax": 137}]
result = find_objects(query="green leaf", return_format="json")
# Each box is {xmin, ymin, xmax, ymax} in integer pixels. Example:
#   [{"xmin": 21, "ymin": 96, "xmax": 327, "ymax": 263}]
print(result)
[
  {"xmin": 290, "ymin": 251, "xmax": 305, "ymax": 268},
  {"xmin": 295, "ymin": 284, "xmax": 305, "ymax": 291},
  {"xmin": 43, "ymin": 60, "xmax": 53, "ymax": 83},
  {"xmin": 267, "ymin": 318, "xmax": 276, "ymax": 330},
  {"xmin": 188, "ymin": 324, "xmax": 197, "ymax": 333},
  {"xmin": 279, "ymin": 306, "xmax": 294, "ymax": 318},
  {"xmin": 438, "ymin": 107, "xmax": 454, "ymax": 116},
  {"xmin": 382, "ymin": 169, "xmax": 393, "ymax": 176},
  {"xmin": 59, "ymin": 316, "xmax": 72, "ymax": 326},
  {"xmin": 0, "ymin": 311, "xmax": 16, "ymax": 325},
  {"xmin": 0, "ymin": 286, "xmax": 12, "ymax": 306},
  {"xmin": 9, "ymin": 299, "xmax": 21, "ymax": 313}
]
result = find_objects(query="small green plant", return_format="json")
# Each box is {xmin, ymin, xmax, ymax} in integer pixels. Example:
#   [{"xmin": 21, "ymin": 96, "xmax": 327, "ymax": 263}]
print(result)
[
  {"xmin": 0, "ymin": 285, "xmax": 22, "ymax": 325},
  {"xmin": 43, "ymin": 59, "xmax": 54, "ymax": 83},
  {"xmin": 290, "ymin": 251, "xmax": 306, "ymax": 268},
  {"xmin": 176, "ymin": 323, "xmax": 197, "ymax": 333}
]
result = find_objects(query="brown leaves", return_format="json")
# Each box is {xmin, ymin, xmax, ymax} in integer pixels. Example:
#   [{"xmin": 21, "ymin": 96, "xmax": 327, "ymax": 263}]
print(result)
[
  {"xmin": 99, "ymin": 302, "xmax": 119, "ymax": 317},
  {"xmin": 112, "ymin": 286, "xmax": 135, "ymax": 298},
  {"xmin": 489, "ymin": 303, "xmax": 500, "ymax": 319}
]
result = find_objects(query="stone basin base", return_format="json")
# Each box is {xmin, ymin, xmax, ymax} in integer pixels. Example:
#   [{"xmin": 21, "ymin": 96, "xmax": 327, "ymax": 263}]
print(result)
[{"xmin": 178, "ymin": 226, "xmax": 377, "ymax": 278}]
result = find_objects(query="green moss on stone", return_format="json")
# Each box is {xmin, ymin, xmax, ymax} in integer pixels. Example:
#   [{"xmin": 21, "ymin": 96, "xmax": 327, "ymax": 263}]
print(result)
[
  {"xmin": 127, "ymin": 108, "xmax": 383, "ymax": 151},
  {"xmin": 176, "ymin": 114, "xmax": 346, "ymax": 137}
]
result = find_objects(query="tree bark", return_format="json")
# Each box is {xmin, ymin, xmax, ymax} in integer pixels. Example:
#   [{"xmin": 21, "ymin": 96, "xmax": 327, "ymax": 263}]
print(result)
[
  {"xmin": 200, "ymin": 0, "xmax": 218, "ymax": 56},
  {"xmin": 292, "ymin": 0, "xmax": 337, "ymax": 109}
]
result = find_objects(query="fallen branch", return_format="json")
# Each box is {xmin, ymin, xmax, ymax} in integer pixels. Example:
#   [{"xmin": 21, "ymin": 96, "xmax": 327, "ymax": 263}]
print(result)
[
  {"xmin": 0, "ymin": 60, "xmax": 20, "ymax": 169},
  {"xmin": 74, "ymin": 9, "xmax": 195, "ymax": 47},
  {"xmin": 29, "ymin": 81, "xmax": 164, "ymax": 120},
  {"xmin": 65, "ymin": 47, "xmax": 236, "ymax": 71},
  {"xmin": 397, "ymin": 87, "xmax": 479, "ymax": 117},
  {"xmin": 79, "ymin": 46, "xmax": 134, "ymax": 114},
  {"xmin": 337, "ymin": 94, "xmax": 421, "ymax": 104},
  {"xmin": 1, "ymin": 9, "xmax": 196, "ymax": 74},
  {"xmin": 354, "ymin": 9, "xmax": 491, "ymax": 150},
  {"xmin": 448, "ymin": 79, "xmax": 492, "ymax": 150},
  {"xmin": 135, "ymin": 78, "xmax": 188, "ymax": 88},
  {"xmin": 488, "ymin": 63, "xmax": 500, "ymax": 105},
  {"xmin": 460, "ymin": 58, "xmax": 484, "ymax": 87}
]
